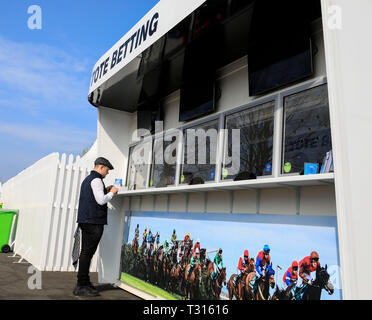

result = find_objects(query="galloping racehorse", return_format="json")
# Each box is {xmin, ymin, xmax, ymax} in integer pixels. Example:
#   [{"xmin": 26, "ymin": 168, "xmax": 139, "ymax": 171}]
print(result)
[
  {"xmin": 255, "ymin": 264, "xmax": 275, "ymax": 300},
  {"xmin": 184, "ymin": 263, "xmax": 201, "ymax": 300},
  {"xmin": 227, "ymin": 258, "xmax": 255, "ymax": 300},
  {"xmin": 206, "ymin": 261, "xmax": 227, "ymax": 299},
  {"xmin": 151, "ymin": 249, "xmax": 160, "ymax": 284},
  {"xmin": 132, "ymin": 237, "xmax": 139, "ymax": 255},
  {"xmin": 206, "ymin": 261, "xmax": 214, "ymax": 288},
  {"xmin": 169, "ymin": 263, "xmax": 183, "ymax": 292},
  {"xmin": 271, "ymin": 284, "xmax": 294, "ymax": 300},
  {"xmin": 213, "ymin": 267, "xmax": 227, "ymax": 300},
  {"xmin": 143, "ymin": 243, "xmax": 154, "ymax": 282},
  {"xmin": 295, "ymin": 265, "xmax": 334, "ymax": 300},
  {"xmin": 141, "ymin": 239, "xmax": 147, "ymax": 257},
  {"xmin": 162, "ymin": 254, "xmax": 172, "ymax": 290}
]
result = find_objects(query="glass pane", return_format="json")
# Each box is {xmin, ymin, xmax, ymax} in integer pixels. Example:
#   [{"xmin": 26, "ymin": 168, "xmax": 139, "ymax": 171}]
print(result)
[
  {"xmin": 283, "ymin": 84, "xmax": 332, "ymax": 174},
  {"xmin": 126, "ymin": 141, "xmax": 152, "ymax": 190},
  {"xmin": 181, "ymin": 119, "xmax": 219, "ymax": 184},
  {"xmin": 150, "ymin": 135, "xmax": 178, "ymax": 188},
  {"xmin": 163, "ymin": 16, "xmax": 191, "ymax": 57},
  {"xmin": 223, "ymin": 101, "xmax": 275, "ymax": 180}
]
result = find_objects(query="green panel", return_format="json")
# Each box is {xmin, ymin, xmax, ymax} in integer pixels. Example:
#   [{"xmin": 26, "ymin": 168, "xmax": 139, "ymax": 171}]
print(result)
[{"xmin": 0, "ymin": 211, "xmax": 16, "ymax": 251}]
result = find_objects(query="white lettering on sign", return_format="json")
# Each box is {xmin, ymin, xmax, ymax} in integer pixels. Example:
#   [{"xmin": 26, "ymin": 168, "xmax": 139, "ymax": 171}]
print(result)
[
  {"xmin": 88, "ymin": 0, "xmax": 207, "ymax": 95},
  {"xmin": 90, "ymin": 12, "xmax": 159, "ymax": 88}
]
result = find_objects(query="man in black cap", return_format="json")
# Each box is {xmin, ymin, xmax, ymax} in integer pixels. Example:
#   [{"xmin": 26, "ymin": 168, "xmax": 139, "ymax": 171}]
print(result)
[{"xmin": 73, "ymin": 157, "xmax": 118, "ymax": 296}]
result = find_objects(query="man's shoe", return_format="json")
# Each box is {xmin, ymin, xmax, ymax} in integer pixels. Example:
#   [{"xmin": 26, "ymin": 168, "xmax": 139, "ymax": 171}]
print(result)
[
  {"xmin": 87, "ymin": 282, "xmax": 99, "ymax": 295},
  {"xmin": 73, "ymin": 285, "xmax": 100, "ymax": 297}
]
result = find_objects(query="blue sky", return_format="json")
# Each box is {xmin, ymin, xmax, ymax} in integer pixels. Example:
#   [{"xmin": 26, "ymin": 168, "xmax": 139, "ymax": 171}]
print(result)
[
  {"xmin": 124, "ymin": 211, "xmax": 342, "ymax": 300},
  {"xmin": 0, "ymin": 0, "xmax": 159, "ymax": 182}
]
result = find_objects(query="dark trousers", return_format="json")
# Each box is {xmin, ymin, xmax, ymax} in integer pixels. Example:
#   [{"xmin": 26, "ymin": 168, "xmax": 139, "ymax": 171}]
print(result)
[{"xmin": 77, "ymin": 223, "xmax": 104, "ymax": 286}]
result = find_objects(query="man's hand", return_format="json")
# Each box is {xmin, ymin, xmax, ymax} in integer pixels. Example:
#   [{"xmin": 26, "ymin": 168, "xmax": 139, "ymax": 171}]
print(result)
[{"xmin": 110, "ymin": 186, "xmax": 119, "ymax": 194}]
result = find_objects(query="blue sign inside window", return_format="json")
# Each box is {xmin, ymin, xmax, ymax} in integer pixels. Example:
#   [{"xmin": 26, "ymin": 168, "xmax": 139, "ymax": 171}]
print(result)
[{"xmin": 265, "ymin": 163, "xmax": 272, "ymax": 173}]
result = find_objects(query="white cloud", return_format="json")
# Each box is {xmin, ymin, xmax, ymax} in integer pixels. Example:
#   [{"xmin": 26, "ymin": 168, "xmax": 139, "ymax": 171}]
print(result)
[{"xmin": 0, "ymin": 36, "xmax": 91, "ymax": 110}]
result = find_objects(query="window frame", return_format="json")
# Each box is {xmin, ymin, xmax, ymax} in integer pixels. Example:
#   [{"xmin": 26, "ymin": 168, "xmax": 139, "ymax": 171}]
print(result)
[
  {"xmin": 149, "ymin": 128, "xmax": 182, "ymax": 188},
  {"xmin": 125, "ymin": 134, "xmax": 153, "ymax": 190},
  {"xmin": 124, "ymin": 75, "xmax": 328, "ymax": 189},
  {"xmin": 222, "ymin": 95, "xmax": 277, "ymax": 181},
  {"xmin": 279, "ymin": 77, "xmax": 329, "ymax": 177},
  {"xmin": 180, "ymin": 115, "xmax": 221, "ymax": 185}
]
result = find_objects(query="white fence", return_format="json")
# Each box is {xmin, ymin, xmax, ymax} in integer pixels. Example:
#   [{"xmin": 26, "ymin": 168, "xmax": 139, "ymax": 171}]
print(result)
[{"xmin": 2, "ymin": 142, "xmax": 98, "ymax": 272}]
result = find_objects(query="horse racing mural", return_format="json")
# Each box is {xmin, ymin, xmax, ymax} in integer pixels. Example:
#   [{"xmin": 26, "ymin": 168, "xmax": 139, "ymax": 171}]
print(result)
[{"xmin": 120, "ymin": 211, "xmax": 342, "ymax": 300}]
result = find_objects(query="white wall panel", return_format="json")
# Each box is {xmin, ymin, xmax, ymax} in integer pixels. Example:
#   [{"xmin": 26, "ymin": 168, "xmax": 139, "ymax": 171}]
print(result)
[
  {"xmin": 141, "ymin": 195, "xmax": 154, "ymax": 211},
  {"xmin": 169, "ymin": 193, "xmax": 187, "ymax": 212},
  {"xmin": 232, "ymin": 190, "xmax": 257, "ymax": 214},
  {"xmin": 154, "ymin": 194, "xmax": 168, "ymax": 211},
  {"xmin": 206, "ymin": 191, "xmax": 231, "ymax": 213},
  {"xmin": 260, "ymin": 188, "xmax": 297, "ymax": 215},
  {"xmin": 96, "ymin": 106, "xmax": 134, "ymax": 283},
  {"xmin": 216, "ymin": 59, "xmax": 249, "ymax": 113},
  {"xmin": 321, "ymin": 0, "xmax": 372, "ymax": 299},
  {"xmin": 300, "ymin": 186, "xmax": 336, "ymax": 216},
  {"xmin": 130, "ymin": 196, "xmax": 141, "ymax": 211},
  {"xmin": 187, "ymin": 193, "xmax": 205, "ymax": 213}
]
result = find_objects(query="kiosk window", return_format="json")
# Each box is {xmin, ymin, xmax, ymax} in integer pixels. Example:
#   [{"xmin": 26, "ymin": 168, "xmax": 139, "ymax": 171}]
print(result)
[
  {"xmin": 181, "ymin": 119, "xmax": 219, "ymax": 185},
  {"xmin": 223, "ymin": 101, "xmax": 275, "ymax": 180},
  {"xmin": 282, "ymin": 84, "xmax": 332, "ymax": 174},
  {"xmin": 126, "ymin": 140, "xmax": 152, "ymax": 190},
  {"xmin": 150, "ymin": 135, "xmax": 178, "ymax": 188}
]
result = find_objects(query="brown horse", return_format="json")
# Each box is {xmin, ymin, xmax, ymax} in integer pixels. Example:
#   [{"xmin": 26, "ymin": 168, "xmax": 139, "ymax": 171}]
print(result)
[
  {"xmin": 208, "ymin": 265, "xmax": 226, "ymax": 300},
  {"xmin": 227, "ymin": 258, "xmax": 255, "ymax": 300},
  {"xmin": 206, "ymin": 261, "xmax": 214, "ymax": 284},
  {"xmin": 184, "ymin": 263, "xmax": 201, "ymax": 300},
  {"xmin": 162, "ymin": 254, "xmax": 171, "ymax": 289},
  {"xmin": 152, "ymin": 250, "xmax": 159, "ymax": 278},
  {"xmin": 255, "ymin": 265, "xmax": 276, "ymax": 300},
  {"xmin": 141, "ymin": 239, "xmax": 147, "ymax": 256},
  {"xmin": 143, "ymin": 242, "xmax": 154, "ymax": 282},
  {"xmin": 169, "ymin": 263, "xmax": 183, "ymax": 291},
  {"xmin": 132, "ymin": 237, "xmax": 139, "ymax": 255},
  {"xmin": 206, "ymin": 261, "xmax": 225, "ymax": 295},
  {"xmin": 242, "ymin": 271, "xmax": 257, "ymax": 300},
  {"xmin": 184, "ymin": 241, "xmax": 193, "ymax": 262}
]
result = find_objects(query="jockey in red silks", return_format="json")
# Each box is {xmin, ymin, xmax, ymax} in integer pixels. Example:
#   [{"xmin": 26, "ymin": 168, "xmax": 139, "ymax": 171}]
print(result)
[
  {"xmin": 283, "ymin": 260, "xmax": 299, "ymax": 288},
  {"xmin": 192, "ymin": 239, "xmax": 201, "ymax": 255},
  {"xmin": 234, "ymin": 249, "xmax": 250, "ymax": 286},
  {"xmin": 299, "ymin": 251, "xmax": 320, "ymax": 285},
  {"xmin": 184, "ymin": 232, "xmax": 191, "ymax": 244}
]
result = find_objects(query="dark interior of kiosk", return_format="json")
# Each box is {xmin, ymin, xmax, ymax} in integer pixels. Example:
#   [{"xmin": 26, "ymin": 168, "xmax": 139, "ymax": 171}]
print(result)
[{"xmin": 89, "ymin": 0, "xmax": 321, "ymax": 128}]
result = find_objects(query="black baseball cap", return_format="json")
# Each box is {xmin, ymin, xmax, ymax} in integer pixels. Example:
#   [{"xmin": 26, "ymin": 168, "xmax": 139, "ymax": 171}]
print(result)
[{"xmin": 94, "ymin": 157, "xmax": 114, "ymax": 170}]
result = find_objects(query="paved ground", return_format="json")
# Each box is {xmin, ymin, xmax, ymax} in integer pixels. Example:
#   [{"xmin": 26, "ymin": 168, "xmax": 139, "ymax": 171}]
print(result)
[{"xmin": 0, "ymin": 253, "xmax": 141, "ymax": 300}]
